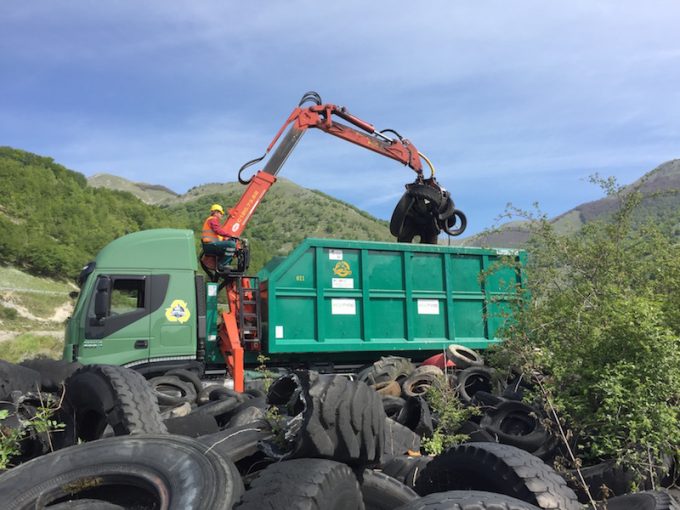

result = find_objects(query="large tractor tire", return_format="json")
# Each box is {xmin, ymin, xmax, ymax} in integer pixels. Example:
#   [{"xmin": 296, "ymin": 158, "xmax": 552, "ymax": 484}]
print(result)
[
  {"xmin": 0, "ymin": 435, "xmax": 244, "ymax": 510},
  {"xmin": 64, "ymin": 364, "xmax": 167, "ymax": 441},
  {"xmin": 358, "ymin": 357, "xmax": 415, "ymax": 386},
  {"xmin": 263, "ymin": 371, "xmax": 385, "ymax": 465},
  {"xmin": 414, "ymin": 442, "xmax": 580, "ymax": 510},
  {"xmin": 237, "ymin": 458, "xmax": 364, "ymax": 510}
]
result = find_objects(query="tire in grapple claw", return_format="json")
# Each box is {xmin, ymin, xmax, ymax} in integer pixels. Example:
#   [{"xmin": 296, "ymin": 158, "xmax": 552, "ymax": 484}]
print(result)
[
  {"xmin": 263, "ymin": 371, "xmax": 385, "ymax": 464},
  {"xmin": 0, "ymin": 434, "xmax": 244, "ymax": 510},
  {"xmin": 358, "ymin": 469, "xmax": 418, "ymax": 510},
  {"xmin": 396, "ymin": 490, "xmax": 542, "ymax": 510},
  {"xmin": 358, "ymin": 357, "xmax": 415, "ymax": 386},
  {"xmin": 64, "ymin": 364, "xmax": 167, "ymax": 441},
  {"xmin": 236, "ymin": 458, "xmax": 364, "ymax": 510},
  {"xmin": 414, "ymin": 442, "xmax": 580, "ymax": 510},
  {"xmin": 381, "ymin": 455, "xmax": 433, "ymax": 489}
]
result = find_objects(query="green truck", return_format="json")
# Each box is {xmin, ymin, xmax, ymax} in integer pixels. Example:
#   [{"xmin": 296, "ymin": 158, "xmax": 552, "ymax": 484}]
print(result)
[{"xmin": 63, "ymin": 228, "xmax": 525, "ymax": 389}]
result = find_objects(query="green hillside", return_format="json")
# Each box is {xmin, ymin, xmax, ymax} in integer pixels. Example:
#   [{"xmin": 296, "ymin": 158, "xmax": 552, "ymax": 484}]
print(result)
[
  {"xmin": 0, "ymin": 148, "xmax": 394, "ymax": 280},
  {"xmin": 463, "ymin": 159, "xmax": 680, "ymax": 247},
  {"xmin": 88, "ymin": 173, "xmax": 179, "ymax": 204}
]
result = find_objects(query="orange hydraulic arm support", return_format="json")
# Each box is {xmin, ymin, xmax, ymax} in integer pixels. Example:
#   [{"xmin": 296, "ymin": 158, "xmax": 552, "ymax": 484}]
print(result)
[
  {"xmin": 218, "ymin": 282, "xmax": 245, "ymax": 392},
  {"xmin": 223, "ymin": 98, "xmax": 426, "ymax": 238}
]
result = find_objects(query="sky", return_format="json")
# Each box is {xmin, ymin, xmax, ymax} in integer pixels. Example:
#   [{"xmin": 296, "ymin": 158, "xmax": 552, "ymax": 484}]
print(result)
[{"xmin": 1, "ymin": 1, "xmax": 680, "ymax": 236}]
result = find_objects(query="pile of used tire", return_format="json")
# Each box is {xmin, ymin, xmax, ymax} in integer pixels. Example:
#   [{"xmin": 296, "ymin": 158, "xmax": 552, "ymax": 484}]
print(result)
[{"xmin": 0, "ymin": 352, "xmax": 678, "ymax": 509}]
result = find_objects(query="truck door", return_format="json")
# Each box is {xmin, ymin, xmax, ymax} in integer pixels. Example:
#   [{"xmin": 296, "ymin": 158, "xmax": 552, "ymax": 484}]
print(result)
[{"xmin": 78, "ymin": 274, "xmax": 166, "ymax": 366}]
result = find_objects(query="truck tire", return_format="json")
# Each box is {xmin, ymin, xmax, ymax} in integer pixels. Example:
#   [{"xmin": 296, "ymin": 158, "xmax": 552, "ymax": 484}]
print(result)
[
  {"xmin": 384, "ymin": 418, "xmax": 421, "ymax": 456},
  {"xmin": 263, "ymin": 371, "xmax": 384, "ymax": 464},
  {"xmin": 456, "ymin": 366, "xmax": 501, "ymax": 404},
  {"xmin": 358, "ymin": 469, "xmax": 418, "ymax": 510},
  {"xmin": 382, "ymin": 396, "xmax": 406, "ymax": 420},
  {"xmin": 237, "ymin": 458, "xmax": 364, "ymax": 510},
  {"xmin": 396, "ymin": 490, "xmax": 542, "ymax": 510},
  {"xmin": 198, "ymin": 420, "xmax": 273, "ymax": 463},
  {"xmin": 381, "ymin": 455, "xmax": 433, "ymax": 489},
  {"xmin": 165, "ymin": 367, "xmax": 204, "ymax": 394},
  {"xmin": 480, "ymin": 401, "xmax": 550, "ymax": 452},
  {"xmin": 390, "ymin": 193, "xmax": 415, "ymax": 237},
  {"xmin": 372, "ymin": 380, "xmax": 402, "ymax": 397},
  {"xmin": 402, "ymin": 371, "xmax": 444, "ymax": 398},
  {"xmin": 0, "ymin": 434, "xmax": 244, "ymax": 510},
  {"xmin": 149, "ymin": 375, "xmax": 198, "ymax": 407},
  {"xmin": 358, "ymin": 357, "xmax": 415, "ymax": 386},
  {"xmin": 0, "ymin": 361, "xmax": 41, "ymax": 400},
  {"xmin": 164, "ymin": 412, "xmax": 219, "ymax": 437},
  {"xmin": 603, "ymin": 490, "xmax": 680, "ymax": 510},
  {"xmin": 18, "ymin": 358, "xmax": 83, "ymax": 392},
  {"xmin": 414, "ymin": 442, "xmax": 580, "ymax": 510},
  {"xmin": 48, "ymin": 500, "xmax": 125, "ymax": 510},
  {"xmin": 396, "ymin": 397, "xmax": 434, "ymax": 437},
  {"xmin": 445, "ymin": 345, "xmax": 484, "ymax": 369},
  {"xmin": 64, "ymin": 365, "xmax": 167, "ymax": 441}
]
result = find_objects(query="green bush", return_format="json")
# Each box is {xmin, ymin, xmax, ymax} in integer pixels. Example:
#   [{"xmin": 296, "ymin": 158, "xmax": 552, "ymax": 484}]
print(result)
[{"xmin": 490, "ymin": 179, "xmax": 680, "ymax": 483}]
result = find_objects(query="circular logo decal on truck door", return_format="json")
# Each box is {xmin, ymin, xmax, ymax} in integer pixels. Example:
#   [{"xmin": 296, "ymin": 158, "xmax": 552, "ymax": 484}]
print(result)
[{"xmin": 165, "ymin": 299, "xmax": 191, "ymax": 324}]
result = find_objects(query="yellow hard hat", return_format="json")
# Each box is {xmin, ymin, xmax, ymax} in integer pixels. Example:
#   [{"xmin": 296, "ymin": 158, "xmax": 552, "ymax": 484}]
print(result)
[{"xmin": 210, "ymin": 204, "xmax": 224, "ymax": 214}]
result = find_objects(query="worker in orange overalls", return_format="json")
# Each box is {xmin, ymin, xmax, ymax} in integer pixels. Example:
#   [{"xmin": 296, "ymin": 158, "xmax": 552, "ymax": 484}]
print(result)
[{"xmin": 201, "ymin": 204, "xmax": 237, "ymax": 271}]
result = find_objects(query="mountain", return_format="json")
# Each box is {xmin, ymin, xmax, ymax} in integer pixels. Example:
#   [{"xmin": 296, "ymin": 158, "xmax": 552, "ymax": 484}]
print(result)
[
  {"xmin": 0, "ymin": 148, "xmax": 393, "ymax": 278},
  {"xmin": 463, "ymin": 159, "xmax": 680, "ymax": 247},
  {"xmin": 88, "ymin": 173, "xmax": 179, "ymax": 204}
]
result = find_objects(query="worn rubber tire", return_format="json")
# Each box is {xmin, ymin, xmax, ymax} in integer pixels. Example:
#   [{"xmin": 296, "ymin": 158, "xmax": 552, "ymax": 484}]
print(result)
[
  {"xmin": 237, "ymin": 458, "xmax": 365, "ymax": 510},
  {"xmin": 480, "ymin": 401, "xmax": 549, "ymax": 452},
  {"xmin": 225, "ymin": 404, "xmax": 266, "ymax": 428},
  {"xmin": 64, "ymin": 364, "xmax": 167, "ymax": 441},
  {"xmin": 382, "ymin": 455, "xmax": 433, "ymax": 489},
  {"xmin": 414, "ymin": 442, "xmax": 580, "ymax": 510},
  {"xmin": 396, "ymin": 490, "xmax": 542, "ymax": 510},
  {"xmin": 445, "ymin": 345, "xmax": 484, "ymax": 369},
  {"xmin": 384, "ymin": 417, "xmax": 421, "ymax": 456},
  {"xmin": 358, "ymin": 357, "xmax": 415, "ymax": 386},
  {"xmin": 604, "ymin": 490, "xmax": 680, "ymax": 510},
  {"xmin": 48, "ymin": 500, "xmax": 125, "ymax": 510},
  {"xmin": 382, "ymin": 396, "xmax": 407, "ymax": 420},
  {"xmin": 457, "ymin": 420, "xmax": 496, "ymax": 443},
  {"xmin": 0, "ymin": 360, "xmax": 41, "ymax": 400},
  {"xmin": 456, "ymin": 366, "xmax": 502, "ymax": 404},
  {"xmin": 359, "ymin": 469, "xmax": 418, "ymax": 510},
  {"xmin": 197, "ymin": 419, "xmax": 273, "ymax": 463},
  {"xmin": 0, "ymin": 434, "xmax": 244, "ymax": 510},
  {"xmin": 396, "ymin": 396, "xmax": 434, "ymax": 437},
  {"xmin": 165, "ymin": 368, "xmax": 204, "ymax": 394},
  {"xmin": 149, "ymin": 375, "xmax": 198, "ymax": 407},
  {"xmin": 390, "ymin": 193, "xmax": 416, "ymax": 237},
  {"xmin": 412, "ymin": 365, "xmax": 445, "ymax": 377},
  {"xmin": 372, "ymin": 380, "xmax": 403, "ymax": 397},
  {"xmin": 18, "ymin": 358, "xmax": 83, "ymax": 393},
  {"xmin": 164, "ymin": 412, "xmax": 219, "ymax": 437},
  {"xmin": 402, "ymin": 371, "xmax": 444, "ymax": 398}
]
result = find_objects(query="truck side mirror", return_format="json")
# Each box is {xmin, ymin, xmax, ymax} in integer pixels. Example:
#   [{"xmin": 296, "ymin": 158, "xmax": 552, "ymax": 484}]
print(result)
[{"xmin": 94, "ymin": 276, "xmax": 111, "ymax": 320}]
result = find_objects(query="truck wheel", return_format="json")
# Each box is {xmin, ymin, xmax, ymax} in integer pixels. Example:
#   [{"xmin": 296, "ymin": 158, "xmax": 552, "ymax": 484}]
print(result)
[
  {"xmin": 381, "ymin": 455, "xmax": 433, "ymax": 489},
  {"xmin": 603, "ymin": 490, "xmax": 680, "ymax": 510},
  {"xmin": 18, "ymin": 358, "xmax": 83, "ymax": 392},
  {"xmin": 236, "ymin": 458, "xmax": 363, "ymax": 510},
  {"xmin": 263, "ymin": 371, "xmax": 385, "ymax": 464},
  {"xmin": 0, "ymin": 435, "xmax": 244, "ymax": 510},
  {"xmin": 65, "ymin": 365, "xmax": 167, "ymax": 441},
  {"xmin": 358, "ymin": 469, "xmax": 418, "ymax": 510},
  {"xmin": 358, "ymin": 356, "xmax": 415, "ymax": 386},
  {"xmin": 445, "ymin": 345, "xmax": 484, "ymax": 369},
  {"xmin": 414, "ymin": 442, "xmax": 580, "ymax": 510},
  {"xmin": 397, "ymin": 490, "xmax": 542, "ymax": 510}
]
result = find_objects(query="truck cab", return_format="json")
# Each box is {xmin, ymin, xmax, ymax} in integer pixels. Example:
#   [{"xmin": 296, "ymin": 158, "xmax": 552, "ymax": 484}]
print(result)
[{"xmin": 64, "ymin": 229, "xmax": 208, "ymax": 374}]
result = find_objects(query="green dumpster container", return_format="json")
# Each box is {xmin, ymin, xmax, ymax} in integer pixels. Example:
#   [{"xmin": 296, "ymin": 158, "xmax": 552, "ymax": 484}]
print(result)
[{"xmin": 257, "ymin": 238, "xmax": 526, "ymax": 355}]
